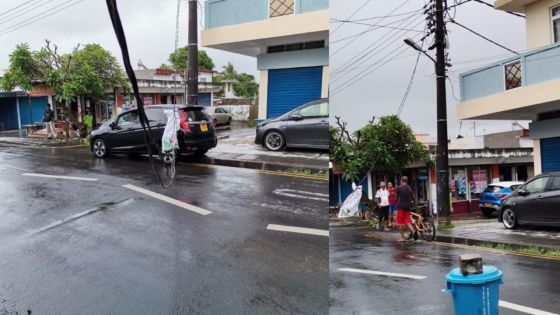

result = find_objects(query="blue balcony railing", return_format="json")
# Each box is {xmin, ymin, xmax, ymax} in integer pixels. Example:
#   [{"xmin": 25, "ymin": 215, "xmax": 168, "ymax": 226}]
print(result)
[
  {"xmin": 460, "ymin": 42, "xmax": 560, "ymax": 101},
  {"xmin": 205, "ymin": 0, "xmax": 328, "ymax": 29}
]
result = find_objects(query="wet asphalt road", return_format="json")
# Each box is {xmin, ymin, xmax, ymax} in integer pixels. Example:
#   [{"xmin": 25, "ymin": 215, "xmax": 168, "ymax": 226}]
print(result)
[
  {"xmin": 0, "ymin": 144, "xmax": 328, "ymax": 314},
  {"xmin": 330, "ymin": 227, "xmax": 560, "ymax": 315}
]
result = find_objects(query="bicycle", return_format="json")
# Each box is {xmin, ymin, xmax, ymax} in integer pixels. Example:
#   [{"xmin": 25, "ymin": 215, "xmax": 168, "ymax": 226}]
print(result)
[{"xmin": 407, "ymin": 203, "xmax": 436, "ymax": 241}]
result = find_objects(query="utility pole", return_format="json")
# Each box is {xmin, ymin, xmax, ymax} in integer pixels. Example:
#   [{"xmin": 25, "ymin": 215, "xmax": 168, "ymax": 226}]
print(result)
[
  {"xmin": 434, "ymin": 0, "xmax": 451, "ymax": 223},
  {"xmin": 187, "ymin": 0, "xmax": 198, "ymax": 105}
]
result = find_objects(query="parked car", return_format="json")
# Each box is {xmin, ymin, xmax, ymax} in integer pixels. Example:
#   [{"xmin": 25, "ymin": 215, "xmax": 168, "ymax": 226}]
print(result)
[
  {"xmin": 206, "ymin": 107, "xmax": 232, "ymax": 126},
  {"xmin": 479, "ymin": 181, "xmax": 523, "ymax": 217},
  {"xmin": 498, "ymin": 172, "xmax": 560, "ymax": 229},
  {"xmin": 90, "ymin": 105, "xmax": 217, "ymax": 158},
  {"xmin": 255, "ymin": 98, "xmax": 329, "ymax": 151}
]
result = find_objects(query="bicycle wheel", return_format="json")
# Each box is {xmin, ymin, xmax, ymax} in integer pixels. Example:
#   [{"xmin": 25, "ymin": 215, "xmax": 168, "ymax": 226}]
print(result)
[{"xmin": 421, "ymin": 218, "xmax": 436, "ymax": 241}]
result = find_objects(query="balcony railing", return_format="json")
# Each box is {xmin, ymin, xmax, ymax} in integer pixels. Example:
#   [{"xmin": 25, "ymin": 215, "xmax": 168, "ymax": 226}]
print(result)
[
  {"xmin": 205, "ymin": 0, "xmax": 328, "ymax": 29},
  {"xmin": 460, "ymin": 42, "xmax": 560, "ymax": 101}
]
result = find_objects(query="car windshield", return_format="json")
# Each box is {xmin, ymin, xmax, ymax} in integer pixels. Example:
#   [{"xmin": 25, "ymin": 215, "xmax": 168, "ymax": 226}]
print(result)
[
  {"xmin": 510, "ymin": 184, "xmax": 522, "ymax": 191},
  {"xmin": 484, "ymin": 186, "xmax": 502, "ymax": 193}
]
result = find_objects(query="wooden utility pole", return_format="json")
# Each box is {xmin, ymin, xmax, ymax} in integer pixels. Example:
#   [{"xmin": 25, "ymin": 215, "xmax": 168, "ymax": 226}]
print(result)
[{"xmin": 187, "ymin": 0, "xmax": 198, "ymax": 105}]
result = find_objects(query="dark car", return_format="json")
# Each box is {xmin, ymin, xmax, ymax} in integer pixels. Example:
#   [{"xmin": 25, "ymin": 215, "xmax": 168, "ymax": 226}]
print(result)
[
  {"xmin": 479, "ymin": 181, "xmax": 523, "ymax": 217},
  {"xmin": 255, "ymin": 99, "xmax": 329, "ymax": 151},
  {"xmin": 90, "ymin": 105, "xmax": 217, "ymax": 158},
  {"xmin": 498, "ymin": 172, "xmax": 560, "ymax": 229}
]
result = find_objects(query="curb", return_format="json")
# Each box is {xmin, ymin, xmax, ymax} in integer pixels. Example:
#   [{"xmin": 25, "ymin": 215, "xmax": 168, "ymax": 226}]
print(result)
[
  {"xmin": 435, "ymin": 234, "xmax": 560, "ymax": 251},
  {"xmin": 188, "ymin": 156, "xmax": 327, "ymax": 175},
  {"xmin": 0, "ymin": 139, "xmax": 85, "ymax": 148}
]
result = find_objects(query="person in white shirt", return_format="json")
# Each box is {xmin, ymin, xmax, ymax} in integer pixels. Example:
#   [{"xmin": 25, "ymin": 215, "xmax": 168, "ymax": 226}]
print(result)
[{"xmin": 375, "ymin": 181, "xmax": 391, "ymax": 231}]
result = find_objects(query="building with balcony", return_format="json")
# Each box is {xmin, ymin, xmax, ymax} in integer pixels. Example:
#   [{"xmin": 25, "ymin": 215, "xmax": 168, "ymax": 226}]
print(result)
[
  {"xmin": 457, "ymin": 0, "xmax": 560, "ymax": 174},
  {"xmin": 201, "ymin": 0, "xmax": 329, "ymax": 119}
]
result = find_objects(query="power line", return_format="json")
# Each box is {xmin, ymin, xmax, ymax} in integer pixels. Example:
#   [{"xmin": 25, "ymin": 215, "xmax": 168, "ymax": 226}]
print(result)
[
  {"xmin": 330, "ymin": 0, "xmax": 372, "ymax": 35},
  {"xmin": 0, "ymin": 0, "xmax": 41, "ymax": 18},
  {"xmin": 330, "ymin": 18, "xmax": 424, "ymax": 33},
  {"xmin": 397, "ymin": 40, "xmax": 425, "ymax": 116},
  {"xmin": 330, "ymin": 8, "xmax": 425, "ymax": 22},
  {"xmin": 449, "ymin": 19, "xmax": 519, "ymax": 54},
  {"xmin": 0, "ymin": 0, "xmax": 86, "ymax": 37},
  {"xmin": 448, "ymin": 0, "xmax": 525, "ymax": 18},
  {"xmin": 331, "ymin": 0, "xmax": 416, "ymax": 56},
  {"xmin": 0, "ymin": 0, "xmax": 49, "ymax": 27}
]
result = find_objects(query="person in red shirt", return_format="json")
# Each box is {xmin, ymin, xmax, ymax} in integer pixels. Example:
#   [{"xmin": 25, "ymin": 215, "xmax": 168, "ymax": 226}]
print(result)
[{"xmin": 387, "ymin": 182, "xmax": 397, "ymax": 228}]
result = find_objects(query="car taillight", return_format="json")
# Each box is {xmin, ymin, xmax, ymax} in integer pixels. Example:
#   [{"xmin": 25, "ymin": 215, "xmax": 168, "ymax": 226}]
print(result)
[
  {"xmin": 179, "ymin": 110, "xmax": 191, "ymax": 132},
  {"xmin": 494, "ymin": 193, "xmax": 506, "ymax": 199}
]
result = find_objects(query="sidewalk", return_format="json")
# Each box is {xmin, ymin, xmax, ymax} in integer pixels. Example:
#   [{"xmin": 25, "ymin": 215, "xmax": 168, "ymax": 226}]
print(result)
[
  {"xmin": 195, "ymin": 127, "xmax": 329, "ymax": 174},
  {"xmin": 0, "ymin": 130, "xmax": 84, "ymax": 148},
  {"xmin": 436, "ymin": 219, "xmax": 560, "ymax": 250}
]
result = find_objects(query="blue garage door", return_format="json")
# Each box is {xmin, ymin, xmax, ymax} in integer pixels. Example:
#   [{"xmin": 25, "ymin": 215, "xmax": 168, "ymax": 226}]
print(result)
[
  {"xmin": 0, "ymin": 97, "xmax": 18, "ymax": 130},
  {"xmin": 198, "ymin": 93, "xmax": 211, "ymax": 106},
  {"xmin": 267, "ymin": 66, "xmax": 322, "ymax": 119},
  {"xmin": 18, "ymin": 96, "xmax": 47, "ymax": 126},
  {"xmin": 541, "ymin": 137, "xmax": 560, "ymax": 172}
]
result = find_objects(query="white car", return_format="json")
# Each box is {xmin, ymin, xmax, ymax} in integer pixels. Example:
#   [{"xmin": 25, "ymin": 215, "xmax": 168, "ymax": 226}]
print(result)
[{"xmin": 206, "ymin": 107, "xmax": 233, "ymax": 126}]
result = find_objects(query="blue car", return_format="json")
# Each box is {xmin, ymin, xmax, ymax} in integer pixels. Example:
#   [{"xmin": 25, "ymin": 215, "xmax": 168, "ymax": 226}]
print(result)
[{"xmin": 479, "ymin": 181, "xmax": 523, "ymax": 217}]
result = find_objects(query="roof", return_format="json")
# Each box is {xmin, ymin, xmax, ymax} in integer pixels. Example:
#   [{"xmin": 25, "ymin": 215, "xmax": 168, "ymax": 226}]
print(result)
[{"xmin": 134, "ymin": 68, "xmax": 215, "ymax": 80}]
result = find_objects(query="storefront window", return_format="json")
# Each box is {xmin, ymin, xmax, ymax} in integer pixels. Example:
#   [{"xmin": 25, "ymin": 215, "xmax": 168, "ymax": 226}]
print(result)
[
  {"xmin": 468, "ymin": 166, "xmax": 490, "ymax": 199},
  {"xmin": 450, "ymin": 168, "xmax": 468, "ymax": 201}
]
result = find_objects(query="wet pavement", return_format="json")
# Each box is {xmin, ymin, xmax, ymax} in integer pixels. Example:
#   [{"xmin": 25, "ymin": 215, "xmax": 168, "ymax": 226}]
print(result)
[
  {"xmin": 330, "ymin": 226, "xmax": 560, "ymax": 315},
  {"xmin": 0, "ymin": 144, "xmax": 328, "ymax": 314}
]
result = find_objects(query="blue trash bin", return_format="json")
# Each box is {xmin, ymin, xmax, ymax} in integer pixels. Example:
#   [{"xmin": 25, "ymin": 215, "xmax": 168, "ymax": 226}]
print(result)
[{"xmin": 445, "ymin": 265, "xmax": 503, "ymax": 315}]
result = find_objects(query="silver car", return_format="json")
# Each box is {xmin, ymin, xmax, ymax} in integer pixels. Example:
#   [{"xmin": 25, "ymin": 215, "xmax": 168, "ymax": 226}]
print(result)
[
  {"xmin": 255, "ymin": 99, "xmax": 329, "ymax": 151},
  {"xmin": 207, "ymin": 107, "xmax": 233, "ymax": 126}
]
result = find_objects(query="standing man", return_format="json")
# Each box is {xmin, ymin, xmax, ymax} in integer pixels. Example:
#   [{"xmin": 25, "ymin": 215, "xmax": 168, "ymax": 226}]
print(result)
[
  {"xmin": 84, "ymin": 110, "xmax": 93, "ymax": 135},
  {"xmin": 375, "ymin": 181, "xmax": 390, "ymax": 231},
  {"xmin": 43, "ymin": 104, "xmax": 56, "ymax": 139},
  {"xmin": 396, "ymin": 176, "xmax": 417, "ymax": 242},
  {"xmin": 387, "ymin": 182, "xmax": 397, "ymax": 228}
]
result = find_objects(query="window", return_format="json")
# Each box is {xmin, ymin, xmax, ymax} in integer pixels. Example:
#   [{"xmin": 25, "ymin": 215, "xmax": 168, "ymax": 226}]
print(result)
[
  {"xmin": 550, "ymin": 177, "xmax": 560, "ymax": 191},
  {"xmin": 145, "ymin": 108, "xmax": 167, "ymax": 124},
  {"xmin": 269, "ymin": 0, "xmax": 294, "ymax": 18},
  {"xmin": 552, "ymin": 5, "xmax": 560, "ymax": 43},
  {"xmin": 484, "ymin": 185, "xmax": 502, "ymax": 193},
  {"xmin": 538, "ymin": 110, "xmax": 560, "ymax": 121},
  {"xmin": 117, "ymin": 111, "xmax": 139, "ymax": 127},
  {"xmin": 298, "ymin": 102, "xmax": 328, "ymax": 118},
  {"xmin": 524, "ymin": 176, "xmax": 549, "ymax": 194},
  {"xmin": 504, "ymin": 60, "xmax": 522, "ymax": 90},
  {"xmin": 267, "ymin": 41, "xmax": 326, "ymax": 53}
]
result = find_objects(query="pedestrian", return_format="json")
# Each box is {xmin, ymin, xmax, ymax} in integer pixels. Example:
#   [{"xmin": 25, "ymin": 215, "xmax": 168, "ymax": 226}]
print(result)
[
  {"xmin": 396, "ymin": 176, "xmax": 417, "ymax": 242},
  {"xmin": 43, "ymin": 104, "xmax": 56, "ymax": 140},
  {"xmin": 84, "ymin": 110, "xmax": 93, "ymax": 134},
  {"xmin": 375, "ymin": 181, "xmax": 390, "ymax": 231},
  {"xmin": 387, "ymin": 181, "xmax": 397, "ymax": 228}
]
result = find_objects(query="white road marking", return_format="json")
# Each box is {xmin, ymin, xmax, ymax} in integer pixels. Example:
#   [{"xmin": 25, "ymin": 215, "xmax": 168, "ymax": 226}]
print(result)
[
  {"xmin": 338, "ymin": 268, "xmax": 427, "ymax": 280},
  {"xmin": 499, "ymin": 300, "xmax": 558, "ymax": 315},
  {"xmin": 266, "ymin": 224, "xmax": 329, "ymax": 237},
  {"xmin": 123, "ymin": 184, "xmax": 212, "ymax": 215},
  {"xmin": 273, "ymin": 189, "xmax": 329, "ymax": 201},
  {"xmin": 22, "ymin": 173, "xmax": 98, "ymax": 181}
]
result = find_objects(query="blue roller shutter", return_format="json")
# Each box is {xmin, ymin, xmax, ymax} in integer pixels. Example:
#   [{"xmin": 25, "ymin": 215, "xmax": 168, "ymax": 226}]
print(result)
[
  {"xmin": 0, "ymin": 97, "xmax": 18, "ymax": 130},
  {"xmin": 18, "ymin": 96, "xmax": 47, "ymax": 126},
  {"xmin": 541, "ymin": 137, "xmax": 560, "ymax": 172},
  {"xmin": 267, "ymin": 66, "xmax": 322, "ymax": 119},
  {"xmin": 198, "ymin": 93, "xmax": 211, "ymax": 106}
]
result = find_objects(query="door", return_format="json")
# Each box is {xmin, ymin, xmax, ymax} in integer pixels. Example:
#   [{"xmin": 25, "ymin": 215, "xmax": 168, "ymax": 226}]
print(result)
[
  {"xmin": 109, "ymin": 110, "xmax": 142, "ymax": 152},
  {"xmin": 267, "ymin": 66, "xmax": 323, "ymax": 119},
  {"xmin": 542, "ymin": 176, "xmax": 560, "ymax": 224},
  {"xmin": 541, "ymin": 137, "xmax": 560, "ymax": 172},
  {"xmin": 284, "ymin": 101, "xmax": 327, "ymax": 148},
  {"xmin": 516, "ymin": 176, "xmax": 550, "ymax": 224}
]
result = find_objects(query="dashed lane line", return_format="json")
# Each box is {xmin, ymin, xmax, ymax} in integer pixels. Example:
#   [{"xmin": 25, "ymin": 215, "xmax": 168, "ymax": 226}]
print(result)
[
  {"xmin": 266, "ymin": 224, "xmax": 329, "ymax": 237},
  {"xmin": 122, "ymin": 184, "xmax": 212, "ymax": 216},
  {"xmin": 273, "ymin": 189, "xmax": 329, "ymax": 202},
  {"xmin": 338, "ymin": 268, "xmax": 427, "ymax": 280},
  {"xmin": 499, "ymin": 300, "xmax": 558, "ymax": 315},
  {"xmin": 22, "ymin": 173, "xmax": 98, "ymax": 182}
]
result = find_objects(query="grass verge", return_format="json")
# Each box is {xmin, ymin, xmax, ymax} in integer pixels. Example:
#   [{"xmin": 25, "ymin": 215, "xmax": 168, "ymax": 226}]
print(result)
[{"xmin": 476, "ymin": 242, "xmax": 560, "ymax": 258}]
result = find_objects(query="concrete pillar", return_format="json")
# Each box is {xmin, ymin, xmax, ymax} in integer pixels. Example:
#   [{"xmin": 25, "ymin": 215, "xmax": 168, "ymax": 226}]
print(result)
[
  {"xmin": 258, "ymin": 70, "xmax": 268, "ymax": 119},
  {"xmin": 533, "ymin": 139, "xmax": 542, "ymax": 175},
  {"xmin": 321, "ymin": 65, "xmax": 329, "ymax": 98}
]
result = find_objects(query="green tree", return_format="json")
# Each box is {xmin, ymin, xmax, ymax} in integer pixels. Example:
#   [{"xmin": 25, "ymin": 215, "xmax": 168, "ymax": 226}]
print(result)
[
  {"xmin": 168, "ymin": 47, "xmax": 215, "ymax": 70},
  {"xmin": 213, "ymin": 62, "xmax": 259, "ymax": 98},
  {"xmin": 330, "ymin": 115, "xmax": 431, "ymax": 182}
]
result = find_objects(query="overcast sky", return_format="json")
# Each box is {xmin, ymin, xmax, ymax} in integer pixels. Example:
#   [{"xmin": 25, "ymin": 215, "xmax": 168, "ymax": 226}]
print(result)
[
  {"xmin": 0, "ymin": 0, "xmax": 257, "ymax": 78},
  {"xmin": 330, "ymin": 0, "xmax": 529, "ymax": 139}
]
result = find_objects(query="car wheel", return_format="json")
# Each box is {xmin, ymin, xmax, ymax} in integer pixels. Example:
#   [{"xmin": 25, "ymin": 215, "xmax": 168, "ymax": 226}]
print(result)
[
  {"xmin": 92, "ymin": 139, "xmax": 108, "ymax": 158},
  {"xmin": 264, "ymin": 131, "xmax": 285, "ymax": 151},
  {"xmin": 226, "ymin": 117, "xmax": 232, "ymax": 125},
  {"xmin": 502, "ymin": 208, "xmax": 518, "ymax": 229}
]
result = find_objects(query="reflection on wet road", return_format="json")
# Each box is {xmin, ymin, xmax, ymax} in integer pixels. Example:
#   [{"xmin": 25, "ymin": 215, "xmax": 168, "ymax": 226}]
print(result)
[{"xmin": 0, "ymin": 145, "xmax": 328, "ymax": 314}]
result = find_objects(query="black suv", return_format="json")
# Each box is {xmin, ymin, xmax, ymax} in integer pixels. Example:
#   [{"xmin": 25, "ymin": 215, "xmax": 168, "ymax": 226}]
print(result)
[
  {"xmin": 498, "ymin": 172, "xmax": 560, "ymax": 229},
  {"xmin": 90, "ymin": 105, "xmax": 217, "ymax": 158}
]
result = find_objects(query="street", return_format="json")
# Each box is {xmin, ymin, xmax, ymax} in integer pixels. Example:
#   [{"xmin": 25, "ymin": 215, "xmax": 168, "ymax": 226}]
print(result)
[
  {"xmin": 0, "ymin": 144, "xmax": 328, "ymax": 314},
  {"xmin": 330, "ymin": 227, "xmax": 560, "ymax": 315}
]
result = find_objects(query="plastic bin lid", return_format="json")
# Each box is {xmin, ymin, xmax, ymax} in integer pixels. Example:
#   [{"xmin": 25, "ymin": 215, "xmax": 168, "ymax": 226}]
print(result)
[{"xmin": 446, "ymin": 266, "xmax": 502, "ymax": 284}]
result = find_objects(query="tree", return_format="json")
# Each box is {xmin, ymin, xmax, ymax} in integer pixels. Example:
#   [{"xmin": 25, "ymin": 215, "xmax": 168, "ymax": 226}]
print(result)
[
  {"xmin": 167, "ymin": 47, "xmax": 215, "ymax": 70},
  {"xmin": 213, "ymin": 62, "xmax": 259, "ymax": 98},
  {"xmin": 330, "ymin": 115, "xmax": 431, "ymax": 182}
]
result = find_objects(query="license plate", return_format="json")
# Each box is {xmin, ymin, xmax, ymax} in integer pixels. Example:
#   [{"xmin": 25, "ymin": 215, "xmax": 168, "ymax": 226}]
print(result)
[
  {"xmin": 484, "ymin": 203, "xmax": 493, "ymax": 207},
  {"xmin": 200, "ymin": 123, "xmax": 208, "ymax": 132}
]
